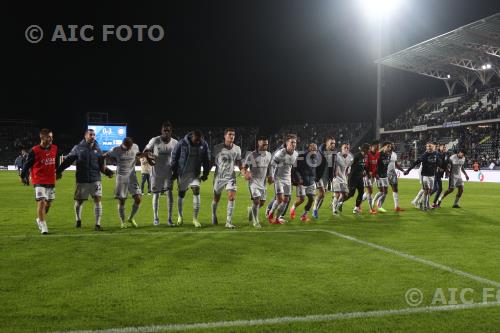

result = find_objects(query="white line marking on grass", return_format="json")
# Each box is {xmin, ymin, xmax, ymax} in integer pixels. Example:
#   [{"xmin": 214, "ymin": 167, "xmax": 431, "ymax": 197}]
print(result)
[
  {"xmin": 319, "ymin": 229, "xmax": 500, "ymax": 288},
  {"xmin": 51, "ymin": 301, "xmax": 500, "ymax": 333},
  {"xmin": 5, "ymin": 227, "xmax": 500, "ymax": 288}
]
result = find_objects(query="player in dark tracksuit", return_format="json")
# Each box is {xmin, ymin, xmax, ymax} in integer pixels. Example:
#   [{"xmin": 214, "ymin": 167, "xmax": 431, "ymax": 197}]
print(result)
[
  {"xmin": 372, "ymin": 142, "xmax": 392, "ymax": 212},
  {"xmin": 404, "ymin": 142, "xmax": 439, "ymax": 211},
  {"xmin": 432, "ymin": 144, "xmax": 448, "ymax": 207},
  {"xmin": 344, "ymin": 143, "xmax": 370, "ymax": 214},
  {"xmin": 290, "ymin": 143, "xmax": 325, "ymax": 222}
]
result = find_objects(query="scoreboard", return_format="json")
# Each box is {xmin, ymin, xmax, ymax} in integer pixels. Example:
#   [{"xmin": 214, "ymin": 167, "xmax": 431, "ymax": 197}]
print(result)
[{"xmin": 87, "ymin": 124, "xmax": 127, "ymax": 151}]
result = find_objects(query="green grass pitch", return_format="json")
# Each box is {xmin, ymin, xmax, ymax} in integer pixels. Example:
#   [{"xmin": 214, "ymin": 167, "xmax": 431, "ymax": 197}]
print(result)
[{"xmin": 0, "ymin": 171, "xmax": 499, "ymax": 332}]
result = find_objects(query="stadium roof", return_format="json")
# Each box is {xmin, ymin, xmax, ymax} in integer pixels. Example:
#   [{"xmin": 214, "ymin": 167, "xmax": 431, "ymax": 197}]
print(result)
[{"xmin": 376, "ymin": 12, "xmax": 500, "ymax": 93}]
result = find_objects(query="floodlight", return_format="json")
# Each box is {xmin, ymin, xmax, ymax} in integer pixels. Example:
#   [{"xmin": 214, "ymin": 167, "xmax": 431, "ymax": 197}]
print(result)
[{"xmin": 359, "ymin": 0, "xmax": 402, "ymax": 19}]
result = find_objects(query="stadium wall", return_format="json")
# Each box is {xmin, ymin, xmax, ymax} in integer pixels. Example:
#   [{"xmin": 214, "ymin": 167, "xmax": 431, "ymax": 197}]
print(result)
[
  {"xmin": 380, "ymin": 117, "xmax": 500, "ymax": 134},
  {"xmin": 396, "ymin": 169, "xmax": 500, "ymax": 183}
]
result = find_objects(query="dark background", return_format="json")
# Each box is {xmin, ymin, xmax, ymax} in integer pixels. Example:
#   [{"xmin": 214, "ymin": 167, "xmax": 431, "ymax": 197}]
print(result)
[{"xmin": 4, "ymin": 0, "xmax": 500, "ymax": 144}]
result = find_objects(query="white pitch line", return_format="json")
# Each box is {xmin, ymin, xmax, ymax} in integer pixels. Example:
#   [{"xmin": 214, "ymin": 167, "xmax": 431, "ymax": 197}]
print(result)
[
  {"xmin": 319, "ymin": 229, "xmax": 500, "ymax": 288},
  {"xmin": 5, "ymin": 227, "xmax": 500, "ymax": 288},
  {"xmin": 7, "ymin": 227, "xmax": 500, "ymax": 332},
  {"xmin": 51, "ymin": 301, "xmax": 500, "ymax": 333}
]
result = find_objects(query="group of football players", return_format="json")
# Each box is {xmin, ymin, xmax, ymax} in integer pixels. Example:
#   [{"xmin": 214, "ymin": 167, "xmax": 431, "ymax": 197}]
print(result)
[{"xmin": 20, "ymin": 123, "xmax": 469, "ymax": 235}]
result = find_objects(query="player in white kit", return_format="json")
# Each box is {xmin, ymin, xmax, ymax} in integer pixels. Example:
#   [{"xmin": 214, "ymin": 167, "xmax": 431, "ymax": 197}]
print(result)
[
  {"xmin": 144, "ymin": 122, "xmax": 178, "ymax": 226},
  {"xmin": 332, "ymin": 143, "xmax": 353, "ymax": 214},
  {"xmin": 242, "ymin": 136, "xmax": 273, "ymax": 228},
  {"xmin": 264, "ymin": 142, "xmax": 289, "ymax": 220},
  {"xmin": 387, "ymin": 143, "xmax": 405, "ymax": 211},
  {"xmin": 411, "ymin": 163, "xmax": 424, "ymax": 207},
  {"xmin": 211, "ymin": 128, "xmax": 243, "ymax": 229},
  {"xmin": 436, "ymin": 149, "xmax": 469, "ymax": 208},
  {"xmin": 268, "ymin": 134, "xmax": 298, "ymax": 224},
  {"xmin": 105, "ymin": 137, "xmax": 142, "ymax": 228}
]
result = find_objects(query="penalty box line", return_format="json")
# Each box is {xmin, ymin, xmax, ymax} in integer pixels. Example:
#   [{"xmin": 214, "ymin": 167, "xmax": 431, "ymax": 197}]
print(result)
[
  {"xmin": 52, "ymin": 301, "xmax": 500, "ymax": 333},
  {"xmin": 318, "ymin": 229, "xmax": 500, "ymax": 289},
  {"xmin": 10, "ymin": 228, "xmax": 500, "ymax": 332}
]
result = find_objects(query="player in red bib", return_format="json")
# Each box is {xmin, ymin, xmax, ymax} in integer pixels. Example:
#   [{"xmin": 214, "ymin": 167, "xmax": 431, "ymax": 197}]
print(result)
[
  {"xmin": 20, "ymin": 129, "xmax": 62, "ymax": 235},
  {"xmin": 363, "ymin": 141, "xmax": 380, "ymax": 214}
]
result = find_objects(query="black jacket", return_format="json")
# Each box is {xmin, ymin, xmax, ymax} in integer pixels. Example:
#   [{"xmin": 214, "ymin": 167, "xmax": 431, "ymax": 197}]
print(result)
[{"xmin": 292, "ymin": 150, "xmax": 325, "ymax": 186}]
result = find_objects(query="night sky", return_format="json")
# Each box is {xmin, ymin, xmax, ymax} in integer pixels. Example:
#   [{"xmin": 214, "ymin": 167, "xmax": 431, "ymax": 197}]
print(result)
[{"xmin": 5, "ymin": 0, "xmax": 500, "ymax": 143}]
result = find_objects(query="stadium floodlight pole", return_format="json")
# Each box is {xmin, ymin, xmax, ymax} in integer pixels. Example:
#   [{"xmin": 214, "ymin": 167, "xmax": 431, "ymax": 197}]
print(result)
[
  {"xmin": 360, "ymin": 0, "xmax": 401, "ymax": 139},
  {"xmin": 375, "ymin": 19, "xmax": 383, "ymax": 139},
  {"xmin": 413, "ymin": 140, "xmax": 418, "ymax": 161}
]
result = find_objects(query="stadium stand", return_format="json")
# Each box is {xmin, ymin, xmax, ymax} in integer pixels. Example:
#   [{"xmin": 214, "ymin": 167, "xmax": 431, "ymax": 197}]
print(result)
[
  {"xmin": 383, "ymin": 87, "xmax": 500, "ymax": 131},
  {"xmin": 173, "ymin": 126, "xmax": 260, "ymax": 156},
  {"xmin": 173, "ymin": 122, "xmax": 372, "ymax": 155},
  {"xmin": 381, "ymin": 85, "xmax": 500, "ymax": 169},
  {"xmin": 0, "ymin": 122, "xmax": 372, "ymax": 167},
  {"xmin": 270, "ymin": 122, "xmax": 372, "ymax": 151}
]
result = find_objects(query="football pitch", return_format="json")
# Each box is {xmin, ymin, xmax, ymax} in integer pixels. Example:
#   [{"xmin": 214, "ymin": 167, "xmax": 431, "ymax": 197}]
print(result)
[{"xmin": 1, "ymin": 171, "xmax": 499, "ymax": 333}]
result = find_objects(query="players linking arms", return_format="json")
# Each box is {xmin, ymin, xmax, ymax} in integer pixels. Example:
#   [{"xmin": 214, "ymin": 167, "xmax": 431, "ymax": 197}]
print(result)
[
  {"xmin": 142, "ymin": 122, "xmax": 178, "ymax": 227},
  {"xmin": 170, "ymin": 130, "xmax": 211, "ymax": 227},
  {"xmin": 332, "ymin": 143, "xmax": 353, "ymax": 215},
  {"xmin": 343, "ymin": 143, "xmax": 370, "ymax": 214},
  {"xmin": 290, "ymin": 143, "xmax": 324, "ymax": 222},
  {"xmin": 103, "ymin": 137, "xmax": 144, "ymax": 229},
  {"xmin": 403, "ymin": 142, "xmax": 438, "ymax": 211},
  {"xmin": 56, "ymin": 129, "xmax": 114, "ymax": 231},
  {"xmin": 267, "ymin": 134, "xmax": 298, "ymax": 224},
  {"xmin": 211, "ymin": 128, "xmax": 243, "ymax": 229},
  {"xmin": 387, "ymin": 143, "xmax": 405, "ymax": 212},
  {"xmin": 371, "ymin": 141, "xmax": 393, "ymax": 213},
  {"xmin": 241, "ymin": 136, "xmax": 273, "ymax": 228},
  {"xmin": 435, "ymin": 149, "xmax": 469, "ymax": 208},
  {"xmin": 431, "ymin": 144, "xmax": 449, "ymax": 208}
]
